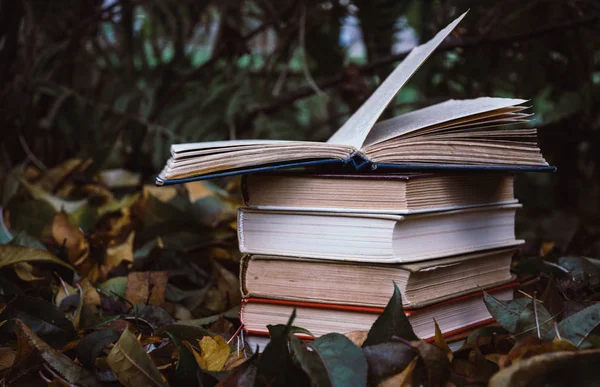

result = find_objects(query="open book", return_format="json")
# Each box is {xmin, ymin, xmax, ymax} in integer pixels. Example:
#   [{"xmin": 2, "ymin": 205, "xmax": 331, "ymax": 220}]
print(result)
[{"xmin": 156, "ymin": 12, "xmax": 553, "ymax": 185}]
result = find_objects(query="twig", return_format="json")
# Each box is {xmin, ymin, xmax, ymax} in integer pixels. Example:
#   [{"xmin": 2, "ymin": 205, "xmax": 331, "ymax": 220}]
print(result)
[
  {"xmin": 298, "ymin": 4, "xmax": 326, "ymax": 98},
  {"xmin": 18, "ymin": 135, "xmax": 46, "ymax": 171},
  {"xmin": 247, "ymin": 15, "xmax": 599, "ymax": 118}
]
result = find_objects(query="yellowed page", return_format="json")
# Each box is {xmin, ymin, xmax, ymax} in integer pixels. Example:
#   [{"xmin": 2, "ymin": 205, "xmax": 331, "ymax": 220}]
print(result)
[
  {"xmin": 327, "ymin": 11, "xmax": 467, "ymax": 148},
  {"xmin": 363, "ymin": 97, "xmax": 528, "ymax": 147}
]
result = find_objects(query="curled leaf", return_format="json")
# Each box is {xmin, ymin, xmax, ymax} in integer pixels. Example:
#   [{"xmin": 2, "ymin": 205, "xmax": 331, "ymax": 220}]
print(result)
[{"xmin": 0, "ymin": 244, "xmax": 73, "ymax": 271}]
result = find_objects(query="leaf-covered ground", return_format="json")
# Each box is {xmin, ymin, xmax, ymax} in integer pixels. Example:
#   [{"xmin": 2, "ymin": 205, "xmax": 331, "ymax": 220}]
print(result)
[{"xmin": 0, "ymin": 160, "xmax": 599, "ymax": 386}]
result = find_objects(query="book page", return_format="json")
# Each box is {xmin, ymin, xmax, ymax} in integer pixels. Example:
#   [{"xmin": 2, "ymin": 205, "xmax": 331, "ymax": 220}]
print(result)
[
  {"xmin": 363, "ymin": 97, "xmax": 528, "ymax": 147},
  {"xmin": 327, "ymin": 11, "xmax": 467, "ymax": 148}
]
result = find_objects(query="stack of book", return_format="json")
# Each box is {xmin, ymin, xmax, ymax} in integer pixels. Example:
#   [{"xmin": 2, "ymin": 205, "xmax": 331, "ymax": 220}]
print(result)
[
  {"xmin": 155, "ymin": 12, "xmax": 553, "ymax": 351},
  {"xmin": 238, "ymin": 172, "xmax": 522, "ymax": 351}
]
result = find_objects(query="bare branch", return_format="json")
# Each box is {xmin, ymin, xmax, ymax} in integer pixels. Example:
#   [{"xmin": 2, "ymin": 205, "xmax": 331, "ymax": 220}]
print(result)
[{"xmin": 247, "ymin": 15, "xmax": 599, "ymax": 119}]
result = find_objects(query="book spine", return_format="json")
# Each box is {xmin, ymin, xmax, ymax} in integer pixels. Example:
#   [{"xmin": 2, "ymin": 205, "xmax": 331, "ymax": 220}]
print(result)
[{"xmin": 237, "ymin": 210, "xmax": 247, "ymax": 253}]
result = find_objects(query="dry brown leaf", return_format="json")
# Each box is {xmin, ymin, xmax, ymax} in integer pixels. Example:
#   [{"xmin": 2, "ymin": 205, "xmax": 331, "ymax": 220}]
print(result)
[
  {"xmin": 344, "ymin": 331, "xmax": 369, "ymax": 347},
  {"xmin": 143, "ymin": 185, "xmax": 177, "ymax": 202},
  {"xmin": 212, "ymin": 260, "xmax": 241, "ymax": 307},
  {"xmin": 13, "ymin": 262, "xmax": 45, "ymax": 281},
  {"xmin": 125, "ymin": 271, "xmax": 168, "ymax": 306},
  {"xmin": 52, "ymin": 211, "xmax": 89, "ymax": 266},
  {"xmin": 0, "ymin": 347, "xmax": 16, "ymax": 371},
  {"xmin": 185, "ymin": 181, "xmax": 214, "ymax": 202},
  {"xmin": 378, "ymin": 356, "xmax": 418, "ymax": 387},
  {"xmin": 105, "ymin": 231, "xmax": 135, "ymax": 268}
]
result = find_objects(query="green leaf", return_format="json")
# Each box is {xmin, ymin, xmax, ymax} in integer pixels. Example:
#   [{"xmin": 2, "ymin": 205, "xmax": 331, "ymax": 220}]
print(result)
[
  {"xmin": 0, "ymin": 244, "xmax": 73, "ymax": 271},
  {"xmin": 514, "ymin": 299, "xmax": 555, "ymax": 340},
  {"xmin": 308, "ymin": 333, "xmax": 367, "ymax": 387},
  {"xmin": 106, "ymin": 327, "xmax": 168, "ymax": 387},
  {"xmin": 99, "ymin": 277, "xmax": 128, "ymax": 298},
  {"xmin": 0, "ymin": 295, "xmax": 76, "ymax": 347},
  {"xmin": 14, "ymin": 320, "xmax": 102, "ymax": 387},
  {"xmin": 363, "ymin": 282, "xmax": 417, "ymax": 347},
  {"xmin": 555, "ymin": 303, "xmax": 600, "ymax": 348},
  {"xmin": 489, "ymin": 349, "xmax": 600, "ymax": 387},
  {"xmin": 362, "ymin": 342, "xmax": 414, "ymax": 384},
  {"xmin": 483, "ymin": 293, "xmax": 535, "ymax": 333}
]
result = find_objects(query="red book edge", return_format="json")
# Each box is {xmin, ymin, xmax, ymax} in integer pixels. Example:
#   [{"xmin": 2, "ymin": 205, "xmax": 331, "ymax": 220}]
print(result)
[{"xmin": 240, "ymin": 281, "xmax": 518, "ymax": 341}]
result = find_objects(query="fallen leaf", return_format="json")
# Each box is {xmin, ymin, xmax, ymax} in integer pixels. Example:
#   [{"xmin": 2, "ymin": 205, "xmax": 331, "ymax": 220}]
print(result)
[
  {"xmin": 554, "ymin": 303, "xmax": 600, "ymax": 348},
  {"xmin": 99, "ymin": 276, "xmax": 128, "ymax": 298},
  {"xmin": 362, "ymin": 341, "xmax": 414, "ymax": 385},
  {"xmin": 51, "ymin": 211, "xmax": 89, "ymax": 265},
  {"xmin": 378, "ymin": 356, "xmax": 418, "ymax": 387},
  {"xmin": 97, "ymin": 169, "xmax": 141, "ymax": 189},
  {"xmin": 125, "ymin": 271, "xmax": 168, "ymax": 306},
  {"xmin": 0, "ymin": 295, "xmax": 76, "ymax": 347},
  {"xmin": 410, "ymin": 340, "xmax": 451, "ymax": 386},
  {"xmin": 363, "ymin": 282, "xmax": 418, "ymax": 347},
  {"xmin": 0, "ymin": 244, "xmax": 73, "ymax": 272},
  {"xmin": 345, "ymin": 330, "xmax": 369, "ymax": 347},
  {"xmin": 7, "ymin": 198, "xmax": 55, "ymax": 239},
  {"xmin": 483, "ymin": 293, "xmax": 546, "ymax": 334},
  {"xmin": 106, "ymin": 327, "xmax": 168, "ymax": 387},
  {"xmin": 105, "ymin": 231, "xmax": 135, "ymax": 267},
  {"xmin": 14, "ymin": 320, "xmax": 102, "ymax": 386},
  {"xmin": 489, "ymin": 349, "xmax": 600, "ymax": 387},
  {"xmin": 20, "ymin": 178, "xmax": 87, "ymax": 213},
  {"xmin": 13, "ymin": 262, "xmax": 45, "ymax": 281},
  {"xmin": 198, "ymin": 335, "xmax": 231, "ymax": 371},
  {"xmin": 0, "ymin": 347, "xmax": 16, "ymax": 371},
  {"xmin": 433, "ymin": 319, "xmax": 453, "ymax": 361}
]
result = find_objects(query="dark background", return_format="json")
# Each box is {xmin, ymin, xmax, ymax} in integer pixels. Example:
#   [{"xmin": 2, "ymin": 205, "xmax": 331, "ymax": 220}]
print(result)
[{"xmin": 1, "ymin": 0, "xmax": 599, "ymax": 256}]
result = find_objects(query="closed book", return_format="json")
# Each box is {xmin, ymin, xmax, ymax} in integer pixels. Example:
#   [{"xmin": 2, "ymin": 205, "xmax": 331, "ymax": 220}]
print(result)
[
  {"xmin": 240, "ymin": 283, "xmax": 516, "ymax": 341},
  {"xmin": 242, "ymin": 172, "xmax": 516, "ymax": 214},
  {"xmin": 238, "ymin": 204, "xmax": 522, "ymax": 263},
  {"xmin": 240, "ymin": 248, "xmax": 518, "ymax": 309}
]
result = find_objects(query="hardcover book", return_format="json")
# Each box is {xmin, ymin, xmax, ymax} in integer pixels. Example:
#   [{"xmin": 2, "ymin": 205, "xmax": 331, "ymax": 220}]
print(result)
[
  {"xmin": 242, "ymin": 172, "xmax": 516, "ymax": 214},
  {"xmin": 238, "ymin": 204, "xmax": 523, "ymax": 263},
  {"xmin": 156, "ymin": 12, "xmax": 553, "ymax": 185},
  {"xmin": 240, "ymin": 248, "xmax": 517, "ymax": 308},
  {"xmin": 240, "ymin": 283, "xmax": 516, "ymax": 340}
]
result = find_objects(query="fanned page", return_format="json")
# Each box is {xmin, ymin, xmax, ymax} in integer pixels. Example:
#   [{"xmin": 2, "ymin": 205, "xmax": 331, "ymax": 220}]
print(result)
[{"xmin": 326, "ymin": 12, "xmax": 468, "ymax": 148}]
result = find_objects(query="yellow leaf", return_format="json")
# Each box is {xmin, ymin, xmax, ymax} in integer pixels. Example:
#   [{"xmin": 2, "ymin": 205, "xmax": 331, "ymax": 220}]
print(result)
[
  {"xmin": 433, "ymin": 319, "xmax": 453, "ymax": 362},
  {"xmin": 182, "ymin": 341, "xmax": 206, "ymax": 369},
  {"xmin": 198, "ymin": 335, "xmax": 230, "ymax": 371},
  {"xmin": 378, "ymin": 356, "xmax": 418, "ymax": 387},
  {"xmin": 143, "ymin": 185, "xmax": 177, "ymax": 202}
]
